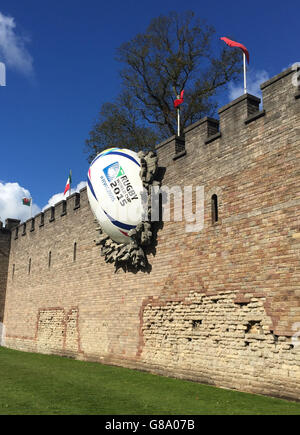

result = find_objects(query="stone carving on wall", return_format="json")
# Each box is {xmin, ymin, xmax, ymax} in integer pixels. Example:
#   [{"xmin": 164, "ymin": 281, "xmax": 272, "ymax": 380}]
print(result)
[{"xmin": 95, "ymin": 151, "xmax": 162, "ymax": 271}]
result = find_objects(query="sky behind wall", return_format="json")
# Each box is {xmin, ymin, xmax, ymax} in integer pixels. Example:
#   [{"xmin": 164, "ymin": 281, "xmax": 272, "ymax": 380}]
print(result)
[{"xmin": 0, "ymin": 0, "xmax": 299, "ymax": 222}]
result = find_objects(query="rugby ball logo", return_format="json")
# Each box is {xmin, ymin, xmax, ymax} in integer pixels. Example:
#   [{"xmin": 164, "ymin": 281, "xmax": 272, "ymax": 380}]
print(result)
[{"xmin": 87, "ymin": 148, "xmax": 144, "ymax": 244}]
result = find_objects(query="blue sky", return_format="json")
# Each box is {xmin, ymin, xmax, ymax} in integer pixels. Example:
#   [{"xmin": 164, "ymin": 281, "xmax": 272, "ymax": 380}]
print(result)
[{"xmin": 0, "ymin": 0, "xmax": 299, "ymax": 222}]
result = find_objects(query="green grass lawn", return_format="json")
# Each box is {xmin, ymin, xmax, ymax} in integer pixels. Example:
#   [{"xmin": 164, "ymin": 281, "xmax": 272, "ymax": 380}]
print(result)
[{"xmin": 0, "ymin": 347, "xmax": 299, "ymax": 415}]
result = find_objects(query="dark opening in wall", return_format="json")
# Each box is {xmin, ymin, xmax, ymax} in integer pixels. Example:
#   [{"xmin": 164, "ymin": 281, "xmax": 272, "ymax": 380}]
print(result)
[
  {"xmin": 211, "ymin": 194, "xmax": 218, "ymax": 224},
  {"xmin": 12, "ymin": 264, "xmax": 15, "ymax": 279},
  {"xmin": 245, "ymin": 320, "xmax": 263, "ymax": 335},
  {"xmin": 236, "ymin": 301, "xmax": 249, "ymax": 307},
  {"xmin": 73, "ymin": 242, "xmax": 77, "ymax": 262},
  {"xmin": 61, "ymin": 200, "xmax": 67, "ymax": 216},
  {"xmin": 28, "ymin": 258, "xmax": 31, "ymax": 275},
  {"xmin": 49, "ymin": 207, "xmax": 55, "ymax": 222},
  {"xmin": 192, "ymin": 319, "xmax": 202, "ymax": 329},
  {"xmin": 48, "ymin": 251, "xmax": 51, "ymax": 269},
  {"xmin": 74, "ymin": 193, "xmax": 80, "ymax": 209},
  {"xmin": 271, "ymin": 331, "xmax": 279, "ymax": 346}
]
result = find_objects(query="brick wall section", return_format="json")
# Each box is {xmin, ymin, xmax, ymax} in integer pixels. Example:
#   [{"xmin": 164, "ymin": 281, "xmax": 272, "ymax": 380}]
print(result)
[
  {"xmin": 2, "ymin": 67, "xmax": 300, "ymax": 400},
  {"xmin": 0, "ymin": 226, "xmax": 11, "ymax": 323},
  {"xmin": 141, "ymin": 291, "xmax": 298, "ymax": 399}
]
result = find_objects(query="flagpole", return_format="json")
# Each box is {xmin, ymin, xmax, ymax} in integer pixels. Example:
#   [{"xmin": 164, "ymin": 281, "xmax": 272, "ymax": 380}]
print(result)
[
  {"xmin": 177, "ymin": 106, "xmax": 180, "ymax": 137},
  {"xmin": 30, "ymin": 197, "xmax": 32, "ymax": 218},
  {"xmin": 243, "ymin": 52, "xmax": 247, "ymax": 94},
  {"xmin": 69, "ymin": 170, "xmax": 72, "ymax": 197},
  {"xmin": 174, "ymin": 90, "xmax": 184, "ymax": 136}
]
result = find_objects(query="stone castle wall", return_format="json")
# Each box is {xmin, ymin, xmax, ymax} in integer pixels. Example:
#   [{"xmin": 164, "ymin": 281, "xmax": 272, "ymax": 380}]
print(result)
[
  {"xmin": 0, "ymin": 224, "xmax": 11, "ymax": 323},
  {"xmin": 1, "ymin": 67, "xmax": 300, "ymax": 400}
]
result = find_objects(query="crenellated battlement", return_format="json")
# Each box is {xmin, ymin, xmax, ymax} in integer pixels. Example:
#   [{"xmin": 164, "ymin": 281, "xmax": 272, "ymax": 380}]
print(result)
[
  {"xmin": 5, "ymin": 66, "xmax": 299, "ymax": 241},
  {"xmin": 9, "ymin": 187, "xmax": 88, "ymax": 241},
  {"xmin": 156, "ymin": 66, "xmax": 299, "ymax": 162}
]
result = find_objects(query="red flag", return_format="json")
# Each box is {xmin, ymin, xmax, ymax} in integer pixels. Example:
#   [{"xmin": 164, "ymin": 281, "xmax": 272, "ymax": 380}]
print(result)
[
  {"xmin": 174, "ymin": 90, "xmax": 184, "ymax": 108},
  {"xmin": 220, "ymin": 37, "xmax": 250, "ymax": 64}
]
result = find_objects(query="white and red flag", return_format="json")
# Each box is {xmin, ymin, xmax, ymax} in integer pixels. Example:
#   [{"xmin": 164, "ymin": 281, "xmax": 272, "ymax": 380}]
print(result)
[{"xmin": 64, "ymin": 170, "xmax": 72, "ymax": 195}]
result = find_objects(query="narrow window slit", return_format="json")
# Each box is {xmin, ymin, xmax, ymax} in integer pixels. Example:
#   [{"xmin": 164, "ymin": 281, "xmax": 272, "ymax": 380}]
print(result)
[
  {"xmin": 73, "ymin": 242, "xmax": 77, "ymax": 262},
  {"xmin": 211, "ymin": 194, "xmax": 219, "ymax": 224}
]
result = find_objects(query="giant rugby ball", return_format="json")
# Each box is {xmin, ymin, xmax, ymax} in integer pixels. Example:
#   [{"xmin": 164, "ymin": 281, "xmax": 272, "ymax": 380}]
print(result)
[{"xmin": 87, "ymin": 148, "xmax": 144, "ymax": 244}]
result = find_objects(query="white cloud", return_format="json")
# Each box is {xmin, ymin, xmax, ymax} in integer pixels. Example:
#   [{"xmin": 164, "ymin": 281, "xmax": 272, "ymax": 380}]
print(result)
[
  {"xmin": 42, "ymin": 181, "xmax": 87, "ymax": 211},
  {"xmin": 283, "ymin": 62, "xmax": 300, "ymax": 71},
  {"xmin": 0, "ymin": 11, "xmax": 33, "ymax": 75},
  {"xmin": 0, "ymin": 181, "xmax": 87, "ymax": 225},
  {"xmin": 0, "ymin": 181, "xmax": 40, "ymax": 224},
  {"xmin": 228, "ymin": 69, "xmax": 270, "ymax": 102}
]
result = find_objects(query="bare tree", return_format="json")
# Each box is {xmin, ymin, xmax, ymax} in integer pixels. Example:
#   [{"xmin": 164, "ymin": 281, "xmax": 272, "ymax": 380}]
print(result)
[
  {"xmin": 85, "ymin": 92, "xmax": 158, "ymax": 162},
  {"xmin": 85, "ymin": 11, "xmax": 242, "ymax": 161}
]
